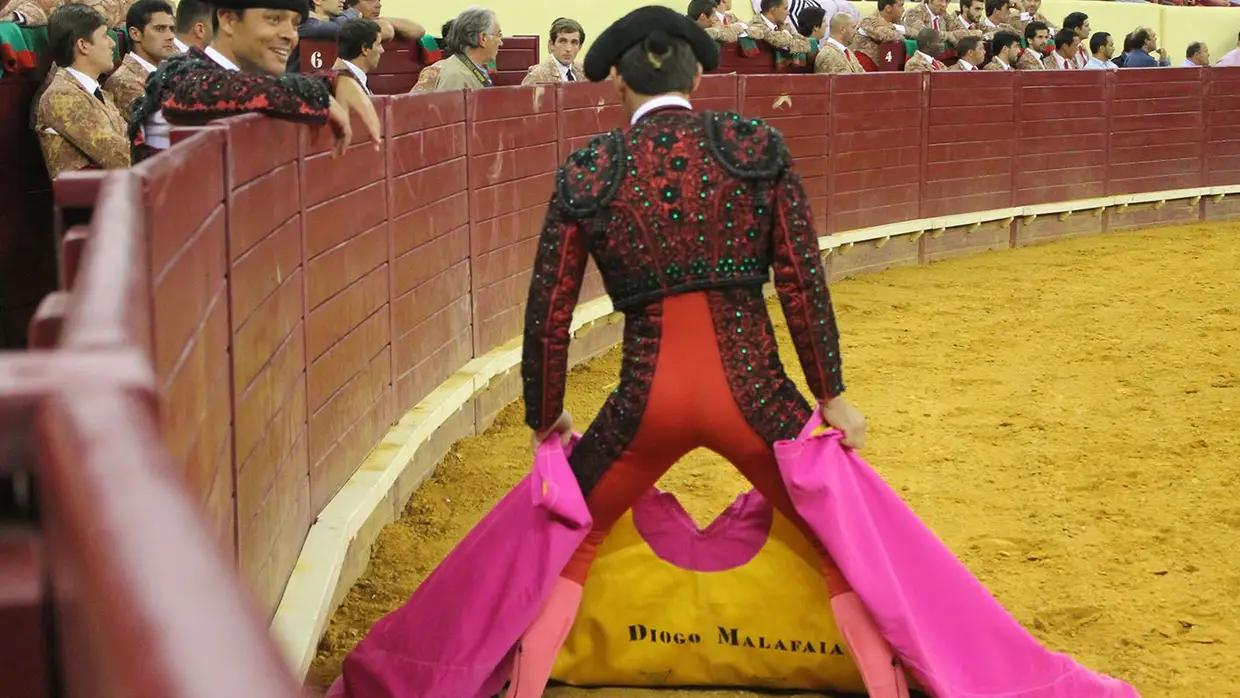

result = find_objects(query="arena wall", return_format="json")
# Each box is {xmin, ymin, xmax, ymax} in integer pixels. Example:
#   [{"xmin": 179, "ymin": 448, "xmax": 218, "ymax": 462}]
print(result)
[{"xmin": 4, "ymin": 66, "xmax": 1240, "ymax": 691}]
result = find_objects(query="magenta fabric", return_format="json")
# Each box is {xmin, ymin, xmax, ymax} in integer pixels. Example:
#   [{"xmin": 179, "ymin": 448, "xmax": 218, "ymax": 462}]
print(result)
[
  {"xmin": 327, "ymin": 435, "xmax": 592, "ymax": 698},
  {"xmin": 630, "ymin": 488, "xmax": 774, "ymax": 572},
  {"xmin": 773, "ymin": 409, "xmax": 1141, "ymax": 698}
]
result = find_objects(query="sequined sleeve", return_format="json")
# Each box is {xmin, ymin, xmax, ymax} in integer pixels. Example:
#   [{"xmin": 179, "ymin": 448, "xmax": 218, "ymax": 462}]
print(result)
[
  {"xmin": 521, "ymin": 196, "xmax": 590, "ymax": 431},
  {"xmin": 770, "ymin": 167, "xmax": 845, "ymax": 400},
  {"xmin": 159, "ymin": 63, "xmax": 336, "ymax": 125}
]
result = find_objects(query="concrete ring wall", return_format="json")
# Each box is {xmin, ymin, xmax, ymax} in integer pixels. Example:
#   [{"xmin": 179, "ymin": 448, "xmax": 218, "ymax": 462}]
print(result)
[{"xmin": 39, "ymin": 67, "xmax": 1240, "ymax": 681}]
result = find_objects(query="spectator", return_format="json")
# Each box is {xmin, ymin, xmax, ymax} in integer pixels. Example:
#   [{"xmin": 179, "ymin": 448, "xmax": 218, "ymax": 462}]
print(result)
[
  {"xmin": 1012, "ymin": 0, "xmax": 1053, "ymax": 36},
  {"xmin": 129, "ymin": 0, "xmax": 379, "ymax": 161},
  {"xmin": 1123, "ymin": 27, "xmax": 1165, "ymax": 68},
  {"xmin": 334, "ymin": 17, "xmax": 381, "ymax": 93},
  {"xmin": 428, "ymin": 6, "xmax": 501, "ymax": 91},
  {"xmin": 715, "ymin": 0, "xmax": 747, "ymax": 31},
  {"xmin": 343, "ymin": 0, "xmax": 422, "ymax": 39},
  {"xmin": 35, "ymin": 3, "xmax": 129, "ymax": 179},
  {"xmin": 814, "ymin": 12, "xmax": 863, "ymax": 73},
  {"xmin": 986, "ymin": 30, "xmax": 1019, "ymax": 70},
  {"xmin": 950, "ymin": 33, "xmax": 983, "ymax": 69},
  {"xmin": 1017, "ymin": 19, "xmax": 1047, "ymax": 70},
  {"xmin": 1083, "ymin": 31, "xmax": 1115, "ymax": 70},
  {"xmin": 1182, "ymin": 42, "xmax": 1208, "ymax": 68},
  {"xmin": 905, "ymin": 26, "xmax": 946, "ymax": 71},
  {"xmin": 522, "ymin": 17, "xmax": 586, "ymax": 84},
  {"xmin": 1061, "ymin": 11, "xmax": 1088, "ymax": 67},
  {"xmin": 691, "ymin": 0, "xmax": 740, "ymax": 43},
  {"xmin": 980, "ymin": 0, "xmax": 1018, "ymax": 38},
  {"xmin": 796, "ymin": 4, "xmax": 826, "ymax": 42},
  {"xmin": 903, "ymin": 0, "xmax": 979, "ymax": 46},
  {"xmin": 1112, "ymin": 30, "xmax": 1139, "ymax": 68},
  {"xmin": 409, "ymin": 19, "xmax": 454, "ymax": 92},
  {"xmin": 956, "ymin": 0, "xmax": 984, "ymax": 31},
  {"xmin": 1217, "ymin": 31, "xmax": 1240, "ymax": 66},
  {"xmin": 173, "ymin": 0, "xmax": 214, "ymax": 52},
  {"xmin": 746, "ymin": 0, "xmax": 813, "ymax": 54},
  {"xmin": 849, "ymin": 0, "xmax": 905, "ymax": 71},
  {"xmin": 3, "ymin": 0, "xmax": 127, "ymax": 29},
  {"xmin": 1043, "ymin": 27, "xmax": 1078, "ymax": 69},
  {"xmin": 104, "ymin": 0, "xmax": 177, "ymax": 121}
]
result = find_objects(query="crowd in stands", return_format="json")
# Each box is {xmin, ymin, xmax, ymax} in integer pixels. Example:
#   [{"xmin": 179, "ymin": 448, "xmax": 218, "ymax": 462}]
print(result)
[{"xmin": 5, "ymin": 0, "xmax": 1240, "ymax": 193}]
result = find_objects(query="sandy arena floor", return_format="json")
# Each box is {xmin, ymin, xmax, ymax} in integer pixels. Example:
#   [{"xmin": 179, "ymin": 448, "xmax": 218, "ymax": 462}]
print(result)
[{"xmin": 309, "ymin": 221, "xmax": 1240, "ymax": 697}]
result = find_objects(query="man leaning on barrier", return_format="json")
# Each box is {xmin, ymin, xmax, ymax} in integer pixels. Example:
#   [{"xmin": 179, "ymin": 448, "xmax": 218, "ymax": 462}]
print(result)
[{"xmin": 127, "ymin": 0, "xmax": 380, "ymax": 162}]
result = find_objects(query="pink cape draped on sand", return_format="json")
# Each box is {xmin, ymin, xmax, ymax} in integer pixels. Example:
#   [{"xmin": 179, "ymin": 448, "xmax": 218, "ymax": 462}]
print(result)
[{"xmin": 328, "ymin": 409, "xmax": 1139, "ymax": 698}]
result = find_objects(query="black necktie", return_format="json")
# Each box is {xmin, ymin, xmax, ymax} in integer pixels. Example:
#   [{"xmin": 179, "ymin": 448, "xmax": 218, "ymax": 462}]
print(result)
[
  {"xmin": 565, "ymin": 69, "xmax": 575, "ymax": 82},
  {"xmin": 93, "ymin": 87, "xmax": 104, "ymax": 103}
]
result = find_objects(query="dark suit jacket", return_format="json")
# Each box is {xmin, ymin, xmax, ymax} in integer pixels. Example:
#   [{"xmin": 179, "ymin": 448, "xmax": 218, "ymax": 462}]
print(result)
[{"xmin": 1124, "ymin": 49, "xmax": 1159, "ymax": 68}]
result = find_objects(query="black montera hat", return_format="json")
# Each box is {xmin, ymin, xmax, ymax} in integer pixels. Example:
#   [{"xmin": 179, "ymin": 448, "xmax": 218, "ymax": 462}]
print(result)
[
  {"xmin": 211, "ymin": 0, "xmax": 309, "ymax": 21},
  {"xmin": 583, "ymin": 5, "xmax": 721, "ymax": 82}
]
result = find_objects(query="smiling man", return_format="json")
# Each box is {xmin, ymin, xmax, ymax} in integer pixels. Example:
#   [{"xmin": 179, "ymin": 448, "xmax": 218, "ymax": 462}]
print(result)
[
  {"xmin": 128, "ymin": 0, "xmax": 380, "ymax": 162},
  {"xmin": 521, "ymin": 17, "xmax": 586, "ymax": 85}
]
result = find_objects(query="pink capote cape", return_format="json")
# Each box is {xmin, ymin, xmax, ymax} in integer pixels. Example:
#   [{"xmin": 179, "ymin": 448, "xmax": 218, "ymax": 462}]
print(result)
[{"xmin": 329, "ymin": 409, "xmax": 1139, "ymax": 698}]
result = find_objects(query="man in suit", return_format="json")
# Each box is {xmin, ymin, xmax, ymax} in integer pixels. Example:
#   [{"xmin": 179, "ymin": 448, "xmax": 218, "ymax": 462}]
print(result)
[
  {"xmin": 985, "ymin": 30, "xmax": 1020, "ymax": 69},
  {"xmin": 429, "ymin": 6, "xmax": 501, "ymax": 90},
  {"xmin": 521, "ymin": 17, "xmax": 587, "ymax": 85},
  {"xmin": 814, "ymin": 12, "xmax": 864, "ymax": 73},
  {"xmin": 1043, "ymin": 28, "xmax": 1079, "ymax": 69},
  {"xmin": 1061, "ymin": 10, "xmax": 1089, "ymax": 68},
  {"xmin": 690, "ymin": 0, "xmax": 743, "ymax": 43},
  {"xmin": 849, "ymin": 0, "xmax": 905, "ymax": 70},
  {"xmin": 333, "ymin": 17, "xmax": 382, "ymax": 92},
  {"xmin": 104, "ymin": 0, "xmax": 177, "ymax": 121},
  {"xmin": 978, "ymin": 0, "xmax": 1018, "ymax": 39},
  {"xmin": 904, "ymin": 26, "xmax": 946, "ymax": 70},
  {"xmin": 949, "ymin": 33, "xmax": 983, "ymax": 69},
  {"xmin": 1123, "ymin": 27, "xmax": 1165, "ymax": 68},
  {"xmin": 1016, "ymin": 19, "xmax": 1047, "ymax": 69},
  {"xmin": 746, "ymin": 0, "xmax": 813, "ymax": 54},
  {"xmin": 35, "ymin": 3, "xmax": 130, "ymax": 179},
  {"xmin": 902, "ymin": 0, "xmax": 979, "ymax": 47}
]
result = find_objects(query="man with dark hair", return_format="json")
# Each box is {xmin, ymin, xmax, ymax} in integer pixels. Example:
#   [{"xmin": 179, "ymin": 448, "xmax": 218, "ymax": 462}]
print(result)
[
  {"xmin": 905, "ymin": 26, "xmax": 946, "ymax": 70},
  {"xmin": 521, "ymin": 17, "xmax": 587, "ymax": 84},
  {"xmin": 34, "ymin": 3, "xmax": 129, "ymax": 178},
  {"xmin": 1183, "ymin": 42, "xmax": 1209, "ymax": 67},
  {"xmin": 979, "ymin": 0, "xmax": 1017, "ymax": 38},
  {"xmin": 903, "ymin": 0, "xmax": 979, "ymax": 46},
  {"xmin": 949, "ymin": 33, "xmax": 983, "ymax": 69},
  {"xmin": 850, "ymin": 0, "xmax": 905, "ymax": 70},
  {"xmin": 814, "ymin": 11, "xmax": 863, "ymax": 73},
  {"xmin": 104, "ymin": 0, "xmax": 177, "ymax": 120},
  {"xmin": 746, "ymin": 0, "xmax": 812, "ymax": 53},
  {"xmin": 128, "ymin": 0, "xmax": 380, "ymax": 162},
  {"xmin": 956, "ymin": 0, "xmax": 984, "ymax": 31},
  {"xmin": 173, "ymin": 0, "xmax": 214, "ymax": 51},
  {"xmin": 795, "ymin": 3, "xmax": 827, "ymax": 43},
  {"xmin": 510, "ymin": 4, "xmax": 899, "ymax": 697},
  {"xmin": 1084, "ymin": 31, "xmax": 1115, "ymax": 70},
  {"xmin": 1044, "ymin": 27, "xmax": 1079, "ymax": 69},
  {"xmin": 690, "ymin": 0, "xmax": 740, "ymax": 43},
  {"xmin": 333, "ymin": 17, "xmax": 381, "ymax": 92},
  {"xmin": 1061, "ymin": 10, "xmax": 1088, "ymax": 67},
  {"xmin": 1016, "ymin": 19, "xmax": 1047, "ymax": 69},
  {"xmin": 985, "ymin": 29, "xmax": 1019, "ymax": 69}
]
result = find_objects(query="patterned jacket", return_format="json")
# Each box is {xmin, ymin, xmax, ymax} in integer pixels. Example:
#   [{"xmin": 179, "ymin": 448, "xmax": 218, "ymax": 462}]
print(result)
[
  {"xmin": 983, "ymin": 56, "xmax": 1013, "ymax": 70},
  {"xmin": 103, "ymin": 52, "xmax": 151, "ymax": 122},
  {"xmin": 705, "ymin": 16, "xmax": 743, "ymax": 44},
  {"xmin": 1016, "ymin": 47, "xmax": 1046, "ymax": 70},
  {"xmin": 35, "ymin": 68, "xmax": 130, "ymax": 179},
  {"xmin": 410, "ymin": 58, "xmax": 448, "ymax": 93},
  {"xmin": 520, "ymin": 56, "xmax": 585, "ymax": 86},
  {"xmin": 850, "ymin": 12, "xmax": 904, "ymax": 63},
  {"xmin": 128, "ymin": 47, "xmax": 336, "ymax": 157},
  {"xmin": 978, "ymin": 17, "xmax": 1021, "ymax": 39},
  {"xmin": 745, "ymin": 13, "xmax": 812, "ymax": 54},
  {"xmin": 814, "ymin": 40, "xmax": 864, "ymax": 74},
  {"xmin": 902, "ymin": 3, "xmax": 980, "ymax": 45},
  {"xmin": 1011, "ymin": 10, "xmax": 1054, "ymax": 35},
  {"xmin": 521, "ymin": 108, "xmax": 844, "ymax": 445},
  {"xmin": 905, "ymin": 51, "xmax": 947, "ymax": 72},
  {"xmin": 4, "ymin": 0, "xmax": 129, "ymax": 27}
]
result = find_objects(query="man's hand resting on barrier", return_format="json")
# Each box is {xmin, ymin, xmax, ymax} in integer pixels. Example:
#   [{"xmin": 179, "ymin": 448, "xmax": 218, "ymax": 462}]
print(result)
[{"xmin": 326, "ymin": 76, "xmax": 382, "ymax": 158}]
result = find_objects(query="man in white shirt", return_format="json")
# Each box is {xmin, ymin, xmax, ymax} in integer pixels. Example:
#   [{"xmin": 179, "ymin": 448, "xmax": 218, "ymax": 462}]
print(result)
[
  {"xmin": 1043, "ymin": 28, "xmax": 1079, "ymax": 69},
  {"xmin": 172, "ymin": 0, "xmax": 214, "ymax": 52},
  {"xmin": 1083, "ymin": 31, "xmax": 1115, "ymax": 70},
  {"xmin": 1181, "ymin": 42, "xmax": 1209, "ymax": 67},
  {"xmin": 949, "ymin": 33, "xmax": 983, "ymax": 69},
  {"xmin": 521, "ymin": 17, "xmax": 588, "ymax": 85},
  {"xmin": 984, "ymin": 30, "xmax": 1019, "ymax": 70},
  {"xmin": 333, "ymin": 17, "xmax": 382, "ymax": 93}
]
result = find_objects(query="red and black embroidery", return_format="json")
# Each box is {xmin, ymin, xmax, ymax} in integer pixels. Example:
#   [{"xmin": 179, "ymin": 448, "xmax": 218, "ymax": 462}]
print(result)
[
  {"xmin": 522, "ymin": 108, "xmax": 845, "ymax": 487},
  {"xmin": 128, "ymin": 48, "xmax": 336, "ymax": 150}
]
